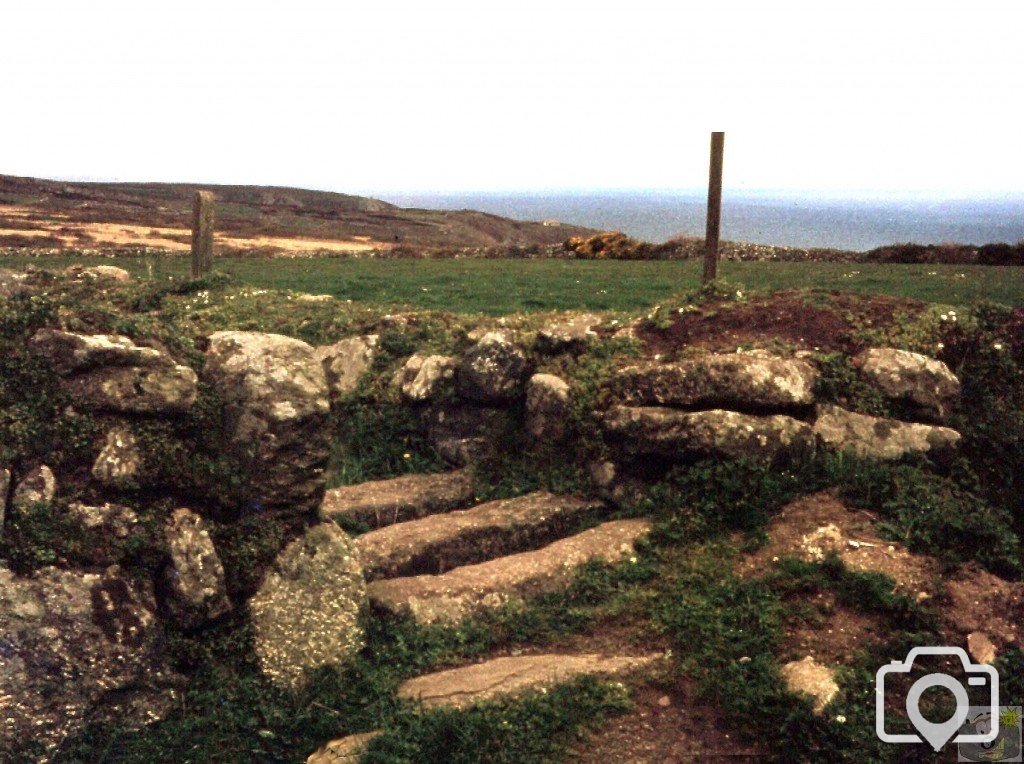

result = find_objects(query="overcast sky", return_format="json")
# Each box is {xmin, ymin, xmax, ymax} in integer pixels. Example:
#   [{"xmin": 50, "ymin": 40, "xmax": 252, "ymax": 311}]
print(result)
[{"xmin": 2, "ymin": 1, "xmax": 1022, "ymax": 197}]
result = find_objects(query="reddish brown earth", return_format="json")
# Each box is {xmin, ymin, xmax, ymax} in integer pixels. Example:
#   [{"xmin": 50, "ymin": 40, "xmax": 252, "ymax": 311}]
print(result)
[{"xmin": 639, "ymin": 291, "xmax": 926, "ymax": 355}]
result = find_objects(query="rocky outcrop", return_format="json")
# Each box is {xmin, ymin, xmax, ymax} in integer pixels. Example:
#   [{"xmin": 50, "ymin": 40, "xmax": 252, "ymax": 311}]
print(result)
[
  {"xmin": 249, "ymin": 523, "xmax": 365, "ymax": 689},
  {"xmin": 163, "ymin": 509, "xmax": 231, "ymax": 629},
  {"xmin": 526, "ymin": 373, "xmax": 571, "ymax": 441},
  {"xmin": 854, "ymin": 347, "xmax": 961, "ymax": 422},
  {"xmin": 66, "ymin": 263, "xmax": 132, "ymax": 282},
  {"xmin": 203, "ymin": 331, "xmax": 331, "ymax": 515},
  {"xmin": 0, "ymin": 564, "xmax": 166, "ymax": 755},
  {"xmin": 812, "ymin": 404, "xmax": 961, "ymax": 462},
  {"xmin": 315, "ymin": 335, "xmax": 378, "ymax": 397},
  {"xmin": 610, "ymin": 353, "xmax": 817, "ymax": 411},
  {"xmin": 603, "ymin": 406, "xmax": 814, "ymax": 462},
  {"xmin": 29, "ymin": 329, "xmax": 198, "ymax": 415},
  {"xmin": 393, "ymin": 353, "xmax": 456, "ymax": 402},
  {"xmin": 457, "ymin": 332, "xmax": 532, "ymax": 403},
  {"xmin": 307, "ymin": 731, "xmax": 382, "ymax": 764},
  {"xmin": 91, "ymin": 425, "xmax": 142, "ymax": 486}
]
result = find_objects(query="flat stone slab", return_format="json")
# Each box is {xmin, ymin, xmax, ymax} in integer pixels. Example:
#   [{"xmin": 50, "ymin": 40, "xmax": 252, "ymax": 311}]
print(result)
[
  {"xmin": 307, "ymin": 731, "xmax": 381, "ymax": 763},
  {"xmin": 398, "ymin": 653, "xmax": 657, "ymax": 710},
  {"xmin": 813, "ymin": 404, "xmax": 961, "ymax": 462},
  {"xmin": 356, "ymin": 492, "xmax": 606, "ymax": 581},
  {"xmin": 603, "ymin": 406, "xmax": 813, "ymax": 462},
  {"xmin": 367, "ymin": 519, "xmax": 651, "ymax": 625},
  {"xmin": 320, "ymin": 470, "xmax": 474, "ymax": 529},
  {"xmin": 610, "ymin": 353, "xmax": 817, "ymax": 411}
]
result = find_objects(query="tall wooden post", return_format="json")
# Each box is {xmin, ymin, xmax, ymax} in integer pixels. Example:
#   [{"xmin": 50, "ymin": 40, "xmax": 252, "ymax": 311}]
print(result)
[
  {"xmin": 703, "ymin": 131, "xmax": 725, "ymax": 284},
  {"xmin": 191, "ymin": 190, "xmax": 215, "ymax": 278}
]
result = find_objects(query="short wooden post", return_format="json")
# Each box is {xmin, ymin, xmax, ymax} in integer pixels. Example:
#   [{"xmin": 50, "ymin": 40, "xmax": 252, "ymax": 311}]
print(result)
[
  {"xmin": 191, "ymin": 190, "xmax": 215, "ymax": 278},
  {"xmin": 702, "ymin": 131, "xmax": 725, "ymax": 284}
]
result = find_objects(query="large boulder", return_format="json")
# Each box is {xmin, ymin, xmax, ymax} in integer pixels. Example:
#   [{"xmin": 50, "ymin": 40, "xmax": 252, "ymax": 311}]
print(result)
[
  {"xmin": 854, "ymin": 347, "xmax": 961, "ymax": 422},
  {"xmin": 526, "ymin": 373, "xmax": 571, "ymax": 441},
  {"xmin": 813, "ymin": 404, "xmax": 961, "ymax": 462},
  {"xmin": 457, "ymin": 332, "xmax": 532, "ymax": 403},
  {"xmin": 610, "ymin": 353, "xmax": 817, "ymax": 411},
  {"xmin": 203, "ymin": 331, "xmax": 331, "ymax": 515},
  {"xmin": 163, "ymin": 509, "xmax": 231, "ymax": 629},
  {"xmin": 393, "ymin": 354, "xmax": 456, "ymax": 403},
  {"xmin": 602, "ymin": 406, "xmax": 814, "ymax": 462},
  {"xmin": 249, "ymin": 523, "xmax": 365, "ymax": 690},
  {"xmin": 315, "ymin": 335, "xmax": 379, "ymax": 397},
  {"xmin": 29, "ymin": 329, "xmax": 198, "ymax": 415},
  {"xmin": 0, "ymin": 564, "xmax": 167, "ymax": 756}
]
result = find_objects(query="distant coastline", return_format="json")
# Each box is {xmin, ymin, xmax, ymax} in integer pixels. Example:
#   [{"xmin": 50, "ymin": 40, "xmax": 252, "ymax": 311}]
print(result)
[{"xmin": 379, "ymin": 191, "xmax": 1024, "ymax": 251}]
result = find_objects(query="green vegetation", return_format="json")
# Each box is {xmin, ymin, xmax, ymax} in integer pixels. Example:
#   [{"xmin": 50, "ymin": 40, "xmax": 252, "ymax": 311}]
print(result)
[{"xmin": 5, "ymin": 255, "xmax": 1024, "ymax": 312}]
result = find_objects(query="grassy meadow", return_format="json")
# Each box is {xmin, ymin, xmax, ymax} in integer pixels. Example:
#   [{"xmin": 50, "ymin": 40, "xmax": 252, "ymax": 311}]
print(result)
[{"xmin": 4, "ymin": 254, "xmax": 1024, "ymax": 313}]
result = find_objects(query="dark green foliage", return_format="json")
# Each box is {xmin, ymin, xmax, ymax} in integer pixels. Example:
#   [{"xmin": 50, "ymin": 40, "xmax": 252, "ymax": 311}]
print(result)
[
  {"xmin": 363, "ymin": 678, "xmax": 631, "ymax": 764},
  {"xmin": 210, "ymin": 514, "xmax": 289, "ymax": 602},
  {"xmin": 838, "ymin": 464, "xmax": 1022, "ymax": 577},
  {"xmin": 812, "ymin": 351, "xmax": 892, "ymax": 416}
]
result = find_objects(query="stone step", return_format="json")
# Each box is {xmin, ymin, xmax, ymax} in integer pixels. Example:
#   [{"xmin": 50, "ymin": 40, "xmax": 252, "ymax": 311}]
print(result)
[
  {"xmin": 367, "ymin": 519, "xmax": 652, "ymax": 625},
  {"xmin": 305, "ymin": 652, "xmax": 658, "ymax": 761},
  {"xmin": 356, "ymin": 492, "xmax": 606, "ymax": 581},
  {"xmin": 398, "ymin": 652, "xmax": 658, "ymax": 710},
  {"xmin": 319, "ymin": 469, "xmax": 474, "ymax": 530},
  {"xmin": 307, "ymin": 731, "xmax": 381, "ymax": 764}
]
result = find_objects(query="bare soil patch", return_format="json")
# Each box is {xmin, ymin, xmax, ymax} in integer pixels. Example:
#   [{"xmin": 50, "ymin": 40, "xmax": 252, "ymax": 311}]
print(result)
[
  {"xmin": 739, "ymin": 491, "xmax": 940, "ymax": 597},
  {"xmin": 640, "ymin": 292, "xmax": 925, "ymax": 356}
]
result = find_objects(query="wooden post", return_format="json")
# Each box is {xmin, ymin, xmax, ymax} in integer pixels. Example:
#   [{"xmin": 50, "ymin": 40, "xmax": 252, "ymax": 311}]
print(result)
[
  {"xmin": 703, "ymin": 131, "xmax": 725, "ymax": 284},
  {"xmin": 191, "ymin": 190, "xmax": 215, "ymax": 278}
]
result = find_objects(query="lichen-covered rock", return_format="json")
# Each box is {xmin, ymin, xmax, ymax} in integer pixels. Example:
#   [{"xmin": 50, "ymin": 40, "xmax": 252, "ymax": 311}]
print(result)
[
  {"xmin": 813, "ymin": 404, "xmax": 961, "ymax": 462},
  {"xmin": 65, "ymin": 365, "xmax": 200, "ymax": 415},
  {"xmin": 66, "ymin": 263, "xmax": 132, "ymax": 282},
  {"xmin": 29, "ymin": 328, "xmax": 171, "ymax": 375},
  {"xmin": 92, "ymin": 425, "xmax": 142, "ymax": 486},
  {"xmin": 602, "ymin": 406, "xmax": 813, "ymax": 462},
  {"xmin": 536, "ymin": 313, "xmax": 601, "ymax": 353},
  {"xmin": 0, "ymin": 564, "xmax": 165, "ymax": 755},
  {"xmin": 30, "ymin": 329, "xmax": 199, "ymax": 415},
  {"xmin": 526, "ymin": 373, "xmax": 571, "ymax": 441},
  {"xmin": 854, "ymin": 347, "xmax": 961, "ymax": 422},
  {"xmin": 12, "ymin": 464, "xmax": 56, "ymax": 512},
  {"xmin": 780, "ymin": 656, "xmax": 839, "ymax": 714},
  {"xmin": 249, "ymin": 523, "xmax": 365, "ymax": 689},
  {"xmin": 65, "ymin": 502, "xmax": 141, "ymax": 564},
  {"xmin": 424, "ymin": 404, "xmax": 511, "ymax": 465},
  {"xmin": 164, "ymin": 509, "xmax": 231, "ymax": 629},
  {"xmin": 315, "ymin": 335, "xmax": 379, "ymax": 397},
  {"xmin": 393, "ymin": 353, "xmax": 456, "ymax": 402},
  {"xmin": 610, "ymin": 353, "xmax": 817, "ymax": 411},
  {"xmin": 203, "ymin": 331, "xmax": 331, "ymax": 515},
  {"xmin": 457, "ymin": 332, "xmax": 532, "ymax": 403}
]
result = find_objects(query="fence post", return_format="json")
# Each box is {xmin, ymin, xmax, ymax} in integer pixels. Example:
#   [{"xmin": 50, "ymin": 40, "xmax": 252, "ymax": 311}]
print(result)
[
  {"xmin": 703, "ymin": 131, "xmax": 725, "ymax": 284},
  {"xmin": 191, "ymin": 190, "xmax": 215, "ymax": 278}
]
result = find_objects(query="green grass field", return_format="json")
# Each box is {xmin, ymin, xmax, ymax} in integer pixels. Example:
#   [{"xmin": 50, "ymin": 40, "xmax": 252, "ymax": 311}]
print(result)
[{"xmin": 5, "ymin": 255, "xmax": 1024, "ymax": 314}]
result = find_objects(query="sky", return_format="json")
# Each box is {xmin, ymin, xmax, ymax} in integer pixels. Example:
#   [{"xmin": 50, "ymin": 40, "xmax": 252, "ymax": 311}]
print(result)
[{"xmin": 2, "ymin": 0, "xmax": 1023, "ymax": 197}]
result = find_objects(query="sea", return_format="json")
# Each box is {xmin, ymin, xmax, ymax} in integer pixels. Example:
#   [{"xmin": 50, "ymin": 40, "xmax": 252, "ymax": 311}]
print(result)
[{"xmin": 378, "ymin": 191, "xmax": 1024, "ymax": 251}]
